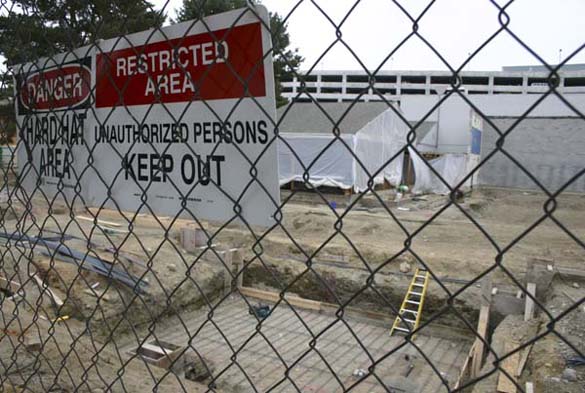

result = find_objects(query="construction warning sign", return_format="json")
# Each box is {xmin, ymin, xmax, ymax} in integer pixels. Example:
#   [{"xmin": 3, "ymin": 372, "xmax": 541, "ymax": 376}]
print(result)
[
  {"xmin": 95, "ymin": 22, "xmax": 266, "ymax": 107},
  {"xmin": 14, "ymin": 7, "xmax": 280, "ymax": 226}
]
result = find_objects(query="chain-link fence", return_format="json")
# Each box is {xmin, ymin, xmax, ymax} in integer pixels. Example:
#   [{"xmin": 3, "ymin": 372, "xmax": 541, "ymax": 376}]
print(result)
[{"xmin": 0, "ymin": 1, "xmax": 584, "ymax": 392}]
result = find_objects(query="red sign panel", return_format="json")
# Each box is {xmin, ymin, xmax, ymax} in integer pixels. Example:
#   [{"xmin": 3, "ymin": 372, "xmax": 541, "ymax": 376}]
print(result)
[
  {"xmin": 95, "ymin": 22, "xmax": 266, "ymax": 108},
  {"xmin": 20, "ymin": 64, "xmax": 91, "ymax": 112}
]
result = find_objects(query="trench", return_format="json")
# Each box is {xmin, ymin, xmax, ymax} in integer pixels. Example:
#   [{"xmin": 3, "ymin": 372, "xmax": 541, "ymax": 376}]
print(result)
[{"xmin": 242, "ymin": 260, "xmax": 491, "ymax": 333}]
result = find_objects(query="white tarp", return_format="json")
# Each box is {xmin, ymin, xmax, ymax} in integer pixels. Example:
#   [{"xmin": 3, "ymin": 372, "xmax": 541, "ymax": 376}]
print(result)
[
  {"xmin": 278, "ymin": 134, "xmax": 355, "ymax": 189},
  {"xmin": 410, "ymin": 149, "xmax": 471, "ymax": 194},
  {"xmin": 278, "ymin": 107, "xmax": 409, "ymax": 192},
  {"xmin": 354, "ymin": 107, "xmax": 406, "ymax": 190}
]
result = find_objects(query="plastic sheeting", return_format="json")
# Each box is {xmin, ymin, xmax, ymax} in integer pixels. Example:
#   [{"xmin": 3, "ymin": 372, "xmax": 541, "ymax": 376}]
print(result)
[
  {"xmin": 278, "ymin": 107, "xmax": 409, "ymax": 192},
  {"xmin": 410, "ymin": 149, "xmax": 471, "ymax": 195},
  {"xmin": 278, "ymin": 134, "xmax": 356, "ymax": 189},
  {"xmin": 354, "ymin": 107, "xmax": 406, "ymax": 190}
]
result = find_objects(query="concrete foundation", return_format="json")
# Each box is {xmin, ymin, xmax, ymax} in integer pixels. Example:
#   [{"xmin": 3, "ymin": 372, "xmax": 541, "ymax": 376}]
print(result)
[{"xmin": 128, "ymin": 297, "xmax": 472, "ymax": 392}]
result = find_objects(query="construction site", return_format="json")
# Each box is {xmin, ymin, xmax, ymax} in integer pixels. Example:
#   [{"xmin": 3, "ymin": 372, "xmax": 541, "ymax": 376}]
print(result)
[
  {"xmin": 0, "ymin": 181, "xmax": 584, "ymax": 392},
  {"xmin": 1, "ymin": 1, "xmax": 585, "ymax": 393}
]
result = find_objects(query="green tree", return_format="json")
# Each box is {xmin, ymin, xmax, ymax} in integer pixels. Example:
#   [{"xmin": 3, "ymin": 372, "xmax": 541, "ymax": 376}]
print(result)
[
  {"xmin": 0, "ymin": 1, "xmax": 165, "ymax": 144},
  {"xmin": 0, "ymin": 79, "xmax": 15, "ymax": 144},
  {"xmin": 175, "ymin": 0, "xmax": 303, "ymax": 107},
  {"xmin": 0, "ymin": 1, "xmax": 165, "ymax": 66},
  {"xmin": 0, "ymin": 0, "xmax": 165, "ymax": 66}
]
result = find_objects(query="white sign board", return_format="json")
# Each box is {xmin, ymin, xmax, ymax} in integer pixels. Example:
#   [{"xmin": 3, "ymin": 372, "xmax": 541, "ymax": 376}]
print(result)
[{"xmin": 15, "ymin": 7, "xmax": 280, "ymax": 226}]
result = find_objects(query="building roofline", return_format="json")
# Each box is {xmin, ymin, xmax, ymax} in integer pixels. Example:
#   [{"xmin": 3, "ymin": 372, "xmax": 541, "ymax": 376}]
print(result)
[{"xmin": 291, "ymin": 69, "xmax": 585, "ymax": 76}]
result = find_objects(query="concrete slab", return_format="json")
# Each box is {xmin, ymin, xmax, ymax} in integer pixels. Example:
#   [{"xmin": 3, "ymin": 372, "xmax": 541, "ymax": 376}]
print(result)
[{"xmin": 125, "ymin": 298, "xmax": 472, "ymax": 392}]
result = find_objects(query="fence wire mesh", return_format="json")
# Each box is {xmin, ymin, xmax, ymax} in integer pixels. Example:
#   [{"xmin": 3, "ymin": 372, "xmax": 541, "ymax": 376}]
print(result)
[{"xmin": 0, "ymin": 1, "xmax": 584, "ymax": 392}]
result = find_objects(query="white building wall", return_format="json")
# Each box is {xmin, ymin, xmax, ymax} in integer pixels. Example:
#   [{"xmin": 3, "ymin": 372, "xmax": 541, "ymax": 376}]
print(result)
[
  {"xmin": 480, "ymin": 118, "xmax": 585, "ymax": 192},
  {"xmin": 400, "ymin": 94, "xmax": 585, "ymax": 154}
]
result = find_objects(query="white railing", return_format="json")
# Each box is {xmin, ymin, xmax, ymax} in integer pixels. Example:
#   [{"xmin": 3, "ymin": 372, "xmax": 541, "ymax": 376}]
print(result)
[{"xmin": 282, "ymin": 70, "xmax": 585, "ymax": 101}]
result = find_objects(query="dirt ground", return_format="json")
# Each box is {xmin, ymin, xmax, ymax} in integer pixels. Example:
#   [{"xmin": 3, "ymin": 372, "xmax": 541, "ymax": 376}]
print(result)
[
  {"xmin": 0, "ymin": 185, "xmax": 584, "ymax": 392},
  {"xmin": 0, "ymin": 277, "xmax": 210, "ymax": 392},
  {"xmin": 471, "ymin": 277, "xmax": 585, "ymax": 393},
  {"xmin": 273, "ymin": 187, "xmax": 585, "ymax": 279}
]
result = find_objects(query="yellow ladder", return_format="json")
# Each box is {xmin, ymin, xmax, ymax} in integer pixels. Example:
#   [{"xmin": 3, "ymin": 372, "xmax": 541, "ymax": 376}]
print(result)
[{"xmin": 390, "ymin": 268, "xmax": 430, "ymax": 337}]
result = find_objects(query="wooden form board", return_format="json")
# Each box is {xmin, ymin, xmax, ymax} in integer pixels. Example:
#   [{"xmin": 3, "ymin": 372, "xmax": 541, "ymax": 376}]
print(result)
[
  {"xmin": 0, "ymin": 276, "xmax": 21, "ymax": 293},
  {"xmin": 516, "ymin": 343, "xmax": 534, "ymax": 377},
  {"xmin": 238, "ymin": 286, "xmax": 393, "ymax": 324},
  {"xmin": 472, "ymin": 305, "xmax": 490, "ymax": 377},
  {"xmin": 239, "ymin": 286, "xmax": 322, "ymax": 311},
  {"xmin": 556, "ymin": 266, "xmax": 585, "ymax": 280},
  {"xmin": 497, "ymin": 341, "xmax": 520, "ymax": 393},
  {"xmin": 454, "ymin": 341, "xmax": 476, "ymax": 389},
  {"xmin": 524, "ymin": 283, "xmax": 536, "ymax": 321},
  {"xmin": 222, "ymin": 250, "xmax": 233, "ymax": 296},
  {"xmin": 231, "ymin": 249, "xmax": 244, "ymax": 289}
]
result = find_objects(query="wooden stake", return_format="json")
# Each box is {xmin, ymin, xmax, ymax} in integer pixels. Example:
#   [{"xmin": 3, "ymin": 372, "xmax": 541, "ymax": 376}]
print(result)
[
  {"xmin": 472, "ymin": 305, "xmax": 490, "ymax": 377},
  {"xmin": 222, "ymin": 251, "xmax": 233, "ymax": 297},
  {"xmin": 231, "ymin": 249, "xmax": 244, "ymax": 290},
  {"xmin": 524, "ymin": 283, "xmax": 536, "ymax": 321},
  {"xmin": 180, "ymin": 225, "xmax": 206, "ymax": 251},
  {"xmin": 470, "ymin": 276, "xmax": 493, "ymax": 378}
]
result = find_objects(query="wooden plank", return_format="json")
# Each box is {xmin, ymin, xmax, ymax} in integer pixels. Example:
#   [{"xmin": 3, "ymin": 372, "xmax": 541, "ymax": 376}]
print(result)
[
  {"xmin": 471, "ymin": 305, "xmax": 490, "ymax": 377},
  {"xmin": 524, "ymin": 283, "xmax": 536, "ymax": 321},
  {"xmin": 287, "ymin": 295, "xmax": 322, "ymax": 311},
  {"xmin": 497, "ymin": 341, "xmax": 520, "ymax": 393},
  {"xmin": 231, "ymin": 249, "xmax": 244, "ymax": 289},
  {"xmin": 240, "ymin": 286, "xmax": 398, "ymax": 322},
  {"xmin": 239, "ymin": 286, "xmax": 322, "ymax": 311},
  {"xmin": 222, "ymin": 251, "xmax": 233, "ymax": 296},
  {"xmin": 481, "ymin": 276, "xmax": 493, "ymax": 307},
  {"xmin": 31, "ymin": 274, "xmax": 64, "ymax": 307},
  {"xmin": 180, "ymin": 225, "xmax": 206, "ymax": 251},
  {"xmin": 141, "ymin": 343, "xmax": 169, "ymax": 355},
  {"xmin": 454, "ymin": 342, "xmax": 476, "ymax": 389},
  {"xmin": 76, "ymin": 215, "xmax": 122, "ymax": 227},
  {"xmin": 556, "ymin": 266, "xmax": 585, "ymax": 280},
  {"xmin": 516, "ymin": 343, "xmax": 534, "ymax": 377},
  {"xmin": 0, "ymin": 276, "xmax": 21, "ymax": 293},
  {"xmin": 240, "ymin": 286, "xmax": 279, "ymax": 302}
]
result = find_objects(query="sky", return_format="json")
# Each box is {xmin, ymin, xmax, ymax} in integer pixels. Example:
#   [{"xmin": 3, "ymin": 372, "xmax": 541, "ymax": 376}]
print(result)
[{"xmin": 151, "ymin": 0, "xmax": 585, "ymax": 72}]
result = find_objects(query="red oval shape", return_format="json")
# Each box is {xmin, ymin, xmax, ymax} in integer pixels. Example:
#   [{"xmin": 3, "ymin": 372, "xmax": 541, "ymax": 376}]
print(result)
[{"xmin": 20, "ymin": 65, "xmax": 91, "ymax": 111}]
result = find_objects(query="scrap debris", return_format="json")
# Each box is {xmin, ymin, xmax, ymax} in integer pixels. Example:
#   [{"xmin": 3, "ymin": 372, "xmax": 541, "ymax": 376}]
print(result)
[
  {"xmin": 30, "ymin": 273, "xmax": 64, "ymax": 307},
  {"xmin": 76, "ymin": 215, "xmax": 128, "ymax": 235},
  {"xmin": 567, "ymin": 356, "xmax": 585, "ymax": 367},
  {"xmin": 248, "ymin": 304, "xmax": 270, "ymax": 319},
  {"xmin": 0, "ymin": 232, "xmax": 148, "ymax": 294},
  {"xmin": 44, "ymin": 229, "xmax": 147, "ymax": 269},
  {"xmin": 51, "ymin": 315, "xmax": 70, "ymax": 323}
]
